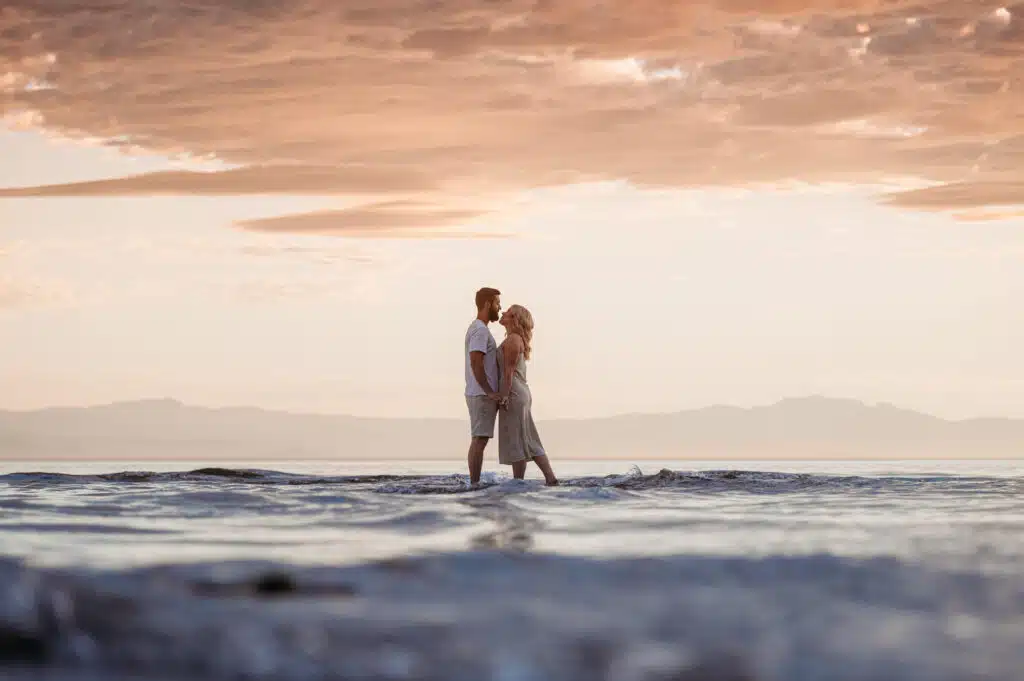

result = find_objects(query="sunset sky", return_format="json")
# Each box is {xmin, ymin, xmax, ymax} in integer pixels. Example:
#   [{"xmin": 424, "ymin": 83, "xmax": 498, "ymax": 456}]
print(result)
[{"xmin": 2, "ymin": 1, "xmax": 1023, "ymax": 420}]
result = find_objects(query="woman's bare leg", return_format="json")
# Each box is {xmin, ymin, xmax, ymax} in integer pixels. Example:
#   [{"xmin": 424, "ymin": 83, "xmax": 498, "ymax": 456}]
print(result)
[
  {"xmin": 511, "ymin": 461, "xmax": 527, "ymax": 479},
  {"xmin": 532, "ymin": 455, "xmax": 558, "ymax": 486}
]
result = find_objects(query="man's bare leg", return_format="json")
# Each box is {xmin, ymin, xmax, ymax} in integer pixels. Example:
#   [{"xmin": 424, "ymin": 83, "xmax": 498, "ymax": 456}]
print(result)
[
  {"xmin": 532, "ymin": 455, "xmax": 559, "ymax": 486},
  {"xmin": 511, "ymin": 460, "xmax": 527, "ymax": 479},
  {"xmin": 468, "ymin": 436, "xmax": 489, "ymax": 485}
]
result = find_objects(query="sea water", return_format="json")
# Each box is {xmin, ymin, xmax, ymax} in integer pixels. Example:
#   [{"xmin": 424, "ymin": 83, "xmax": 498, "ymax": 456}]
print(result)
[{"xmin": 0, "ymin": 459, "xmax": 1021, "ymax": 680}]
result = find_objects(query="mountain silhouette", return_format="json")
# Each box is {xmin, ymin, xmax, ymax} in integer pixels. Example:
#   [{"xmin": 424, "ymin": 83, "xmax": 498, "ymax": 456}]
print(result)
[{"xmin": 1, "ymin": 396, "xmax": 1021, "ymax": 460}]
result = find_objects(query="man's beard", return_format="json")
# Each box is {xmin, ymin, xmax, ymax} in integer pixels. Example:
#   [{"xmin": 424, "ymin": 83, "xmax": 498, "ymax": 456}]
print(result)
[{"xmin": 490, "ymin": 308, "xmax": 500, "ymax": 322}]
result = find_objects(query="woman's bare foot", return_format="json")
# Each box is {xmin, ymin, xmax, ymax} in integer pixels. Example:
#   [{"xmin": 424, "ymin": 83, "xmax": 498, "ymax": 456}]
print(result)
[{"xmin": 545, "ymin": 478, "xmax": 559, "ymax": 486}]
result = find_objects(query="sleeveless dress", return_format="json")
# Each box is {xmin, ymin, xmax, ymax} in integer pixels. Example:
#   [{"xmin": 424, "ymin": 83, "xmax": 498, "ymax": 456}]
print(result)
[{"xmin": 497, "ymin": 340, "xmax": 547, "ymax": 465}]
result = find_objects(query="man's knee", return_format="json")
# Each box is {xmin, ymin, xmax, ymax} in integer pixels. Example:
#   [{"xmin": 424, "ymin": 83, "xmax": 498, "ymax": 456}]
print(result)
[{"xmin": 471, "ymin": 436, "xmax": 490, "ymax": 449}]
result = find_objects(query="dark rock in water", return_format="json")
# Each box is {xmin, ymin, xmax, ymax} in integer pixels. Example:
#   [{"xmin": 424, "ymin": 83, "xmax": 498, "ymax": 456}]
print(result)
[
  {"xmin": 253, "ymin": 573, "xmax": 356, "ymax": 598},
  {"xmin": 188, "ymin": 468, "xmax": 262, "ymax": 479},
  {"xmin": 253, "ymin": 572, "xmax": 296, "ymax": 595},
  {"xmin": 193, "ymin": 572, "xmax": 356, "ymax": 599},
  {"xmin": 0, "ymin": 630, "xmax": 47, "ymax": 663}
]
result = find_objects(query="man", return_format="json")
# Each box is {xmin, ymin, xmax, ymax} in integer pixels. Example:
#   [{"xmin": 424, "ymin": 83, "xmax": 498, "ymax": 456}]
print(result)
[{"xmin": 465, "ymin": 286, "xmax": 502, "ymax": 485}]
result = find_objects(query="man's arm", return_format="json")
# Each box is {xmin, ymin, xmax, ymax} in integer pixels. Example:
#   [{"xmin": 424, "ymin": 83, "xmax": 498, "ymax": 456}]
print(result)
[{"xmin": 469, "ymin": 351, "xmax": 498, "ymax": 398}]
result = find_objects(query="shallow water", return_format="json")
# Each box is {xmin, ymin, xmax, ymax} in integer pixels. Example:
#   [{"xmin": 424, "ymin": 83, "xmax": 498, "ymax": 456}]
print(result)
[
  {"xmin": 0, "ymin": 460, "xmax": 1020, "ymax": 572},
  {"xmin": 0, "ymin": 459, "xmax": 1022, "ymax": 680}
]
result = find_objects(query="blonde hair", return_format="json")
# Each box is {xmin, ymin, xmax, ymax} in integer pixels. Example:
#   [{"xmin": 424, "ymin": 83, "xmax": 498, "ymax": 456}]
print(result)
[{"xmin": 505, "ymin": 304, "xmax": 535, "ymax": 360}]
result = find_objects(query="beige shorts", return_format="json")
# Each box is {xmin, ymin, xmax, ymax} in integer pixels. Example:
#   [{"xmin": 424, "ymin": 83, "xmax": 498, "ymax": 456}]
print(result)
[{"xmin": 466, "ymin": 395, "xmax": 498, "ymax": 438}]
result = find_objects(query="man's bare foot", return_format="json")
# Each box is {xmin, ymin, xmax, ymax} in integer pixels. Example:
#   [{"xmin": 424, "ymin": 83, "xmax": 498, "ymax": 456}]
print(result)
[{"xmin": 545, "ymin": 479, "xmax": 559, "ymax": 486}]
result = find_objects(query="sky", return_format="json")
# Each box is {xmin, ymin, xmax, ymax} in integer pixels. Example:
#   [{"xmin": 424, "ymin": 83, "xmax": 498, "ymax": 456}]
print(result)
[{"xmin": 2, "ymin": 1, "xmax": 1024, "ymax": 420}]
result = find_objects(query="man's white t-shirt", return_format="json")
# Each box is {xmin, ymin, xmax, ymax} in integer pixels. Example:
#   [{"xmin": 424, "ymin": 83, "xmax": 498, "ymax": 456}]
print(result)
[{"xmin": 465, "ymin": 319, "xmax": 499, "ymax": 397}]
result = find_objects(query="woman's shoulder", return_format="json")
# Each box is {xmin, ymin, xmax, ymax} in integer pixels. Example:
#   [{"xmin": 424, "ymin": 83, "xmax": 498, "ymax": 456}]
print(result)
[{"xmin": 504, "ymin": 332, "xmax": 525, "ymax": 346}]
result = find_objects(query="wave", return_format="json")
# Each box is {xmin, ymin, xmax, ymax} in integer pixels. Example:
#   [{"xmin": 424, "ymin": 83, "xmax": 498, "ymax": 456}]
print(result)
[
  {"xmin": 2, "ymin": 466, "xmax": 1020, "ymax": 496},
  {"xmin": 1, "ymin": 551, "xmax": 1021, "ymax": 681}
]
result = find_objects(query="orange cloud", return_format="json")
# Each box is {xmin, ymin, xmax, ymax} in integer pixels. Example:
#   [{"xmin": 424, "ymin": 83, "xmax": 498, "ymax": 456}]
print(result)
[
  {"xmin": 235, "ymin": 201, "xmax": 499, "ymax": 238},
  {"xmin": 884, "ymin": 182, "xmax": 1024, "ymax": 209},
  {"xmin": 0, "ymin": 165, "xmax": 436, "ymax": 197},
  {"xmin": 2, "ymin": 0, "xmax": 1024, "ymax": 219},
  {"xmin": 951, "ymin": 208, "xmax": 1024, "ymax": 222}
]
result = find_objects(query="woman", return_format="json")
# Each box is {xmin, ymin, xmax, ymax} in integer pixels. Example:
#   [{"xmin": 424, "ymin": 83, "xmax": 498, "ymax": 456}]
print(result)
[{"xmin": 496, "ymin": 304, "xmax": 559, "ymax": 486}]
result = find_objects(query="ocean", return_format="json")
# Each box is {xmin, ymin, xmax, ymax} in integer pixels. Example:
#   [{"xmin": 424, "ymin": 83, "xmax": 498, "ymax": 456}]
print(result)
[{"xmin": 0, "ymin": 459, "xmax": 1021, "ymax": 680}]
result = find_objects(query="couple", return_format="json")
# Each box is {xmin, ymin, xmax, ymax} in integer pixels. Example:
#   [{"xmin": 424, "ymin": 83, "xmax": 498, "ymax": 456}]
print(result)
[{"xmin": 464, "ymin": 287, "xmax": 559, "ymax": 487}]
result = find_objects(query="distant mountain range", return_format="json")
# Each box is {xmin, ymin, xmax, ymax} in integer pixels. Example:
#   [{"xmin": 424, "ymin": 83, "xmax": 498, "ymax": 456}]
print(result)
[{"xmin": 1, "ymin": 397, "xmax": 1022, "ymax": 460}]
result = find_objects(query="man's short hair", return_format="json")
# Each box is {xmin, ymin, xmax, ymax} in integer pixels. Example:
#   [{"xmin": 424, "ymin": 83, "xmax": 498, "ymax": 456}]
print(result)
[{"xmin": 475, "ymin": 287, "xmax": 501, "ymax": 309}]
